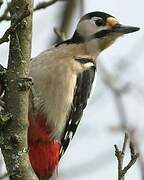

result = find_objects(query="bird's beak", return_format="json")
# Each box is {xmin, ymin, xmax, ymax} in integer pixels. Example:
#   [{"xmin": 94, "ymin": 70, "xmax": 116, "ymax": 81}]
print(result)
[{"xmin": 112, "ymin": 24, "xmax": 140, "ymax": 34}]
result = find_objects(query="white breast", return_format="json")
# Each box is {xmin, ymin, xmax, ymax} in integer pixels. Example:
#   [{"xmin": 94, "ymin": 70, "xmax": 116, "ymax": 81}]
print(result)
[
  {"xmin": 29, "ymin": 49, "xmax": 81, "ymax": 134},
  {"xmin": 29, "ymin": 44, "xmax": 96, "ymax": 134}
]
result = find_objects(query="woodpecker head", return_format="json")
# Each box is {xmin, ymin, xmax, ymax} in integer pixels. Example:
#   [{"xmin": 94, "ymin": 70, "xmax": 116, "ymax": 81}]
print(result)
[{"xmin": 73, "ymin": 11, "xmax": 140, "ymax": 51}]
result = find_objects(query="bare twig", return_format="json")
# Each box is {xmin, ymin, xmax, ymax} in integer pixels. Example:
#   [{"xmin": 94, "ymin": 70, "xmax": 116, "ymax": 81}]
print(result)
[
  {"xmin": 52, "ymin": 0, "xmax": 77, "ymax": 44},
  {"xmin": 115, "ymin": 133, "xmax": 139, "ymax": 180},
  {"xmin": 53, "ymin": 27, "xmax": 65, "ymax": 42},
  {"xmin": 114, "ymin": 133, "xmax": 128, "ymax": 180},
  {"xmin": 99, "ymin": 62, "xmax": 144, "ymax": 179},
  {"xmin": 122, "ymin": 141, "xmax": 139, "ymax": 175},
  {"xmin": 0, "ymin": 5, "xmax": 30, "ymax": 45},
  {"xmin": 122, "ymin": 133, "xmax": 128, "ymax": 155},
  {"xmin": 34, "ymin": 0, "xmax": 58, "ymax": 11},
  {"xmin": 130, "ymin": 129, "xmax": 144, "ymax": 180},
  {"xmin": 34, "ymin": 0, "xmax": 67, "ymax": 11},
  {"xmin": 0, "ymin": 0, "xmax": 66, "ymax": 22}
]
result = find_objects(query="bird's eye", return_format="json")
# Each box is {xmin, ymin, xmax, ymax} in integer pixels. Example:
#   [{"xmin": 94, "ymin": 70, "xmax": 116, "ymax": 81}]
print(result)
[{"xmin": 94, "ymin": 18, "xmax": 105, "ymax": 26}]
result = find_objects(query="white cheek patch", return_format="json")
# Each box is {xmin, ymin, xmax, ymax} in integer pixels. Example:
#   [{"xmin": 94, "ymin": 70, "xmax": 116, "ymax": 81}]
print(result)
[
  {"xmin": 77, "ymin": 20, "xmax": 96, "ymax": 36},
  {"xmin": 77, "ymin": 19, "xmax": 107, "ymax": 37}
]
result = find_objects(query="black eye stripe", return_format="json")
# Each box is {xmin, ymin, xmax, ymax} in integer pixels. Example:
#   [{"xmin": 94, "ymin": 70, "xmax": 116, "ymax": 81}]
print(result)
[
  {"xmin": 94, "ymin": 29, "xmax": 112, "ymax": 38},
  {"xmin": 94, "ymin": 18, "xmax": 105, "ymax": 26}
]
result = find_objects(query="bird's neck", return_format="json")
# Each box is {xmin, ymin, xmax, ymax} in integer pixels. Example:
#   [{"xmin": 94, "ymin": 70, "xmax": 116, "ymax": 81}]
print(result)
[
  {"xmin": 83, "ymin": 39, "xmax": 101, "ymax": 58},
  {"xmin": 57, "ymin": 40, "xmax": 101, "ymax": 60}
]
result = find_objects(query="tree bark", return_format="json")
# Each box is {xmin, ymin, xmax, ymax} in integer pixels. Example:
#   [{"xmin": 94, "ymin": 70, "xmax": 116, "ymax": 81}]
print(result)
[{"xmin": 1, "ymin": 0, "xmax": 37, "ymax": 179}]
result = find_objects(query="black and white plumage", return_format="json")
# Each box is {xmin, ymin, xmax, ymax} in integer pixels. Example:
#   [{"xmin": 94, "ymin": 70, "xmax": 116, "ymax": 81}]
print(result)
[
  {"xmin": 60, "ymin": 58, "xmax": 96, "ymax": 157},
  {"xmin": 28, "ymin": 11, "xmax": 139, "ymax": 179}
]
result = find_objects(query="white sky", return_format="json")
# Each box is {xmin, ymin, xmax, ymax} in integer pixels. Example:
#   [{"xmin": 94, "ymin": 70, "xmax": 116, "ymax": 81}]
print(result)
[{"xmin": 0, "ymin": 0, "xmax": 144, "ymax": 180}]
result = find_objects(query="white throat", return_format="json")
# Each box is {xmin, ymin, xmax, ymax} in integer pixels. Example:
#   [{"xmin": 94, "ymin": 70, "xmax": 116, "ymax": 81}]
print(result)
[{"xmin": 83, "ymin": 39, "xmax": 101, "ymax": 59}]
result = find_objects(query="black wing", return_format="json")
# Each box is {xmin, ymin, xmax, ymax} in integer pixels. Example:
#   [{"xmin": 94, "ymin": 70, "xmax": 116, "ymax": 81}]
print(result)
[{"xmin": 60, "ymin": 59, "xmax": 96, "ymax": 157}]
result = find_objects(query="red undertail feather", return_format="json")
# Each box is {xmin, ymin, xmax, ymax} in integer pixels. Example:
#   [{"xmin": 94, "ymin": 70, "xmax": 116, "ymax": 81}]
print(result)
[{"xmin": 28, "ymin": 113, "xmax": 60, "ymax": 179}]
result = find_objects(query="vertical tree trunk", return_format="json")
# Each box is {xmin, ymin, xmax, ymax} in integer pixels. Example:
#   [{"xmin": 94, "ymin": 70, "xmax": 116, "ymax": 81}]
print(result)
[{"xmin": 1, "ymin": 0, "xmax": 37, "ymax": 179}]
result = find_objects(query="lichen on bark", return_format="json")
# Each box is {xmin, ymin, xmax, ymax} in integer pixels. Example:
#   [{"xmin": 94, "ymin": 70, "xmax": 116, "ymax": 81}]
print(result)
[{"xmin": 0, "ymin": 0, "xmax": 37, "ymax": 179}]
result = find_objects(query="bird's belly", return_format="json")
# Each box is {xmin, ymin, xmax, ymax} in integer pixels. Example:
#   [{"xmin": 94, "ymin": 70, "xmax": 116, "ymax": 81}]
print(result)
[{"xmin": 32, "ymin": 69, "xmax": 77, "ymax": 134}]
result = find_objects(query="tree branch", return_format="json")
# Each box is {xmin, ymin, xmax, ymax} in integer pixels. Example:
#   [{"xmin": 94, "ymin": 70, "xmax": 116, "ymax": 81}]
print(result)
[
  {"xmin": 0, "ymin": 0, "xmax": 68, "ymax": 45},
  {"xmin": 0, "ymin": 4, "xmax": 30, "ymax": 45},
  {"xmin": 0, "ymin": 0, "xmax": 67, "ymax": 22},
  {"xmin": 1, "ymin": 0, "xmax": 37, "ymax": 179},
  {"xmin": 52, "ymin": 0, "xmax": 77, "ymax": 44},
  {"xmin": 34, "ymin": 0, "xmax": 66, "ymax": 11},
  {"xmin": 115, "ymin": 133, "xmax": 139, "ymax": 180},
  {"xmin": 99, "ymin": 62, "xmax": 144, "ymax": 179}
]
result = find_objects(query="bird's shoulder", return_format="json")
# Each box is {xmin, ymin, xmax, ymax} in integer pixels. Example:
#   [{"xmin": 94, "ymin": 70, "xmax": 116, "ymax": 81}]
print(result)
[{"xmin": 30, "ymin": 44, "xmax": 96, "ymax": 76}]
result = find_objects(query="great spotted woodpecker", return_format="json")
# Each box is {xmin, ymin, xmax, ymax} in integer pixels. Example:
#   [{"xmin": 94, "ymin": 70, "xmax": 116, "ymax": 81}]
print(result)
[{"xmin": 28, "ymin": 11, "xmax": 139, "ymax": 180}]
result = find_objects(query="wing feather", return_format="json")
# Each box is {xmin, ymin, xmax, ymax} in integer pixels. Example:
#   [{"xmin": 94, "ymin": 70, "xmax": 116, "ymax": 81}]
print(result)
[{"xmin": 60, "ymin": 62, "xmax": 96, "ymax": 157}]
